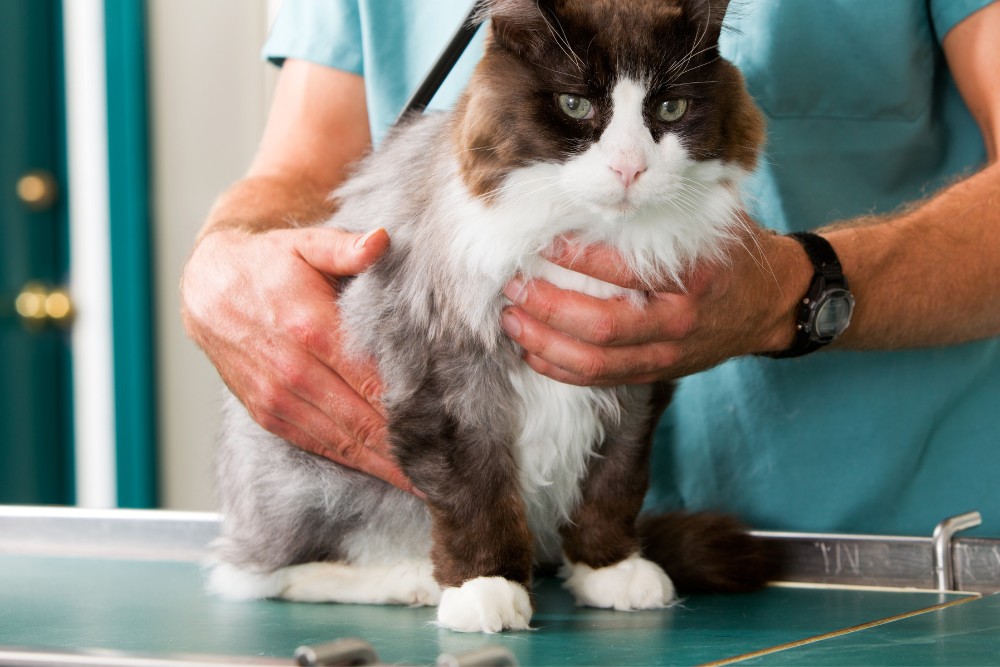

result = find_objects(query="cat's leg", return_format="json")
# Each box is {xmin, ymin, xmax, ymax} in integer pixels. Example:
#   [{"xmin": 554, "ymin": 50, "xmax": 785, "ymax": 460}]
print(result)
[
  {"xmin": 391, "ymin": 381, "xmax": 534, "ymax": 633},
  {"xmin": 560, "ymin": 383, "xmax": 676, "ymax": 611},
  {"xmin": 209, "ymin": 559, "xmax": 440, "ymax": 606},
  {"xmin": 211, "ymin": 399, "xmax": 438, "ymax": 605}
]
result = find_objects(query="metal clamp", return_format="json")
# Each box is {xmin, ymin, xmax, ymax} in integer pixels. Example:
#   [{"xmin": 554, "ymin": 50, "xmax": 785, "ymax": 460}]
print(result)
[
  {"xmin": 292, "ymin": 640, "xmax": 519, "ymax": 667},
  {"xmin": 294, "ymin": 639, "xmax": 378, "ymax": 666},
  {"xmin": 932, "ymin": 511, "xmax": 982, "ymax": 591},
  {"xmin": 437, "ymin": 646, "xmax": 519, "ymax": 667}
]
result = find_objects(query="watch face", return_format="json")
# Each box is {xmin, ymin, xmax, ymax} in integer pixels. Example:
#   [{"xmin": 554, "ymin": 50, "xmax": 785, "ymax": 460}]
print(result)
[{"xmin": 813, "ymin": 288, "xmax": 855, "ymax": 342}]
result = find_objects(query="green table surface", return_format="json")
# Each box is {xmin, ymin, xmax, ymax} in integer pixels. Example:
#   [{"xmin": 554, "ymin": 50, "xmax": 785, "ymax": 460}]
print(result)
[
  {"xmin": 746, "ymin": 593, "xmax": 1000, "ymax": 666},
  {"xmin": 0, "ymin": 554, "xmax": 994, "ymax": 666}
]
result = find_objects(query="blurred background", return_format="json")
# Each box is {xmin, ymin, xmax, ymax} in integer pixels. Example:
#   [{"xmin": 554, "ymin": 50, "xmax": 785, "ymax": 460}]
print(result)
[{"xmin": 1, "ymin": 0, "xmax": 283, "ymax": 511}]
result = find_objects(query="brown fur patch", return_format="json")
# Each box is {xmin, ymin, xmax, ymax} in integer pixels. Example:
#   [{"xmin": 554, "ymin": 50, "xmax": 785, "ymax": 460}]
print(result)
[
  {"xmin": 713, "ymin": 62, "xmax": 766, "ymax": 172},
  {"xmin": 428, "ymin": 493, "xmax": 534, "ymax": 589},
  {"xmin": 388, "ymin": 362, "xmax": 535, "ymax": 591},
  {"xmin": 560, "ymin": 383, "xmax": 675, "ymax": 569}
]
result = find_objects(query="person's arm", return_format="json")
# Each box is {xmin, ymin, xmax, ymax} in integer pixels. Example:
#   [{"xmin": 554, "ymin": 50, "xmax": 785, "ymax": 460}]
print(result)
[
  {"xmin": 825, "ymin": 3, "xmax": 1000, "ymax": 349},
  {"xmin": 181, "ymin": 59, "xmax": 413, "ymax": 493},
  {"xmin": 499, "ymin": 2, "xmax": 1000, "ymax": 386}
]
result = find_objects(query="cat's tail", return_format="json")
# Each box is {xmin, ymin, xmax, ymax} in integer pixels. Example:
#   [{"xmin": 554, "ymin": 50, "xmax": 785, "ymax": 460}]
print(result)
[{"xmin": 637, "ymin": 511, "xmax": 782, "ymax": 594}]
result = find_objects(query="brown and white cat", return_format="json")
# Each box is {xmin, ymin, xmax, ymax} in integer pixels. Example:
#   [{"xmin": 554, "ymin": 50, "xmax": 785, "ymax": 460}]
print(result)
[{"xmin": 210, "ymin": 0, "xmax": 772, "ymax": 633}]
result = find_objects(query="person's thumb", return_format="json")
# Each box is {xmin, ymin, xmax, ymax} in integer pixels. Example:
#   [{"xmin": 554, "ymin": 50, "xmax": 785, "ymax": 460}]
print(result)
[{"xmin": 294, "ymin": 227, "xmax": 390, "ymax": 277}]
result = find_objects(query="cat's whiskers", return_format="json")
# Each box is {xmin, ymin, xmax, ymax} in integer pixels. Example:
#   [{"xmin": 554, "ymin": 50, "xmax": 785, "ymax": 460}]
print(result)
[
  {"xmin": 545, "ymin": 191, "xmax": 587, "ymax": 223},
  {"xmin": 735, "ymin": 145, "xmax": 777, "ymax": 167},
  {"xmin": 667, "ymin": 43, "xmax": 717, "ymax": 80},
  {"xmin": 662, "ymin": 79, "xmax": 719, "ymax": 88},
  {"xmin": 669, "ymin": 55, "xmax": 722, "ymax": 82},
  {"xmin": 538, "ymin": 10, "xmax": 586, "ymax": 75},
  {"xmin": 478, "ymin": 173, "xmax": 560, "ymax": 199},
  {"xmin": 482, "ymin": 174, "xmax": 558, "ymax": 192},
  {"xmin": 534, "ymin": 62, "xmax": 582, "ymax": 83},
  {"xmin": 732, "ymin": 214, "xmax": 781, "ymax": 290},
  {"xmin": 662, "ymin": 178, "xmax": 716, "ymax": 210},
  {"xmin": 485, "ymin": 178, "xmax": 563, "ymax": 216},
  {"xmin": 665, "ymin": 6, "xmax": 717, "ymax": 81},
  {"xmin": 659, "ymin": 192, "xmax": 703, "ymax": 220},
  {"xmin": 673, "ymin": 174, "xmax": 715, "ymax": 193}
]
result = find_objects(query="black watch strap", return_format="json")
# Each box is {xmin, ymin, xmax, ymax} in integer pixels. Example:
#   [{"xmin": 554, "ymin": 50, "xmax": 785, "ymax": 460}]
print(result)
[{"xmin": 765, "ymin": 231, "xmax": 851, "ymax": 359}]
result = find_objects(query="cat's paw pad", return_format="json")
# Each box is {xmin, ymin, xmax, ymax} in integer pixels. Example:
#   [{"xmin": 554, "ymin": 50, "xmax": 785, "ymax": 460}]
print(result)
[
  {"xmin": 436, "ymin": 577, "xmax": 532, "ymax": 633},
  {"xmin": 562, "ymin": 554, "xmax": 675, "ymax": 610}
]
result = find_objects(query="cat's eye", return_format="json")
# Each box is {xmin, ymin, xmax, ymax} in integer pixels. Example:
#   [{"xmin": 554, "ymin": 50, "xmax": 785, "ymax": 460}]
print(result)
[
  {"xmin": 657, "ymin": 99, "xmax": 688, "ymax": 122},
  {"xmin": 558, "ymin": 94, "xmax": 595, "ymax": 120}
]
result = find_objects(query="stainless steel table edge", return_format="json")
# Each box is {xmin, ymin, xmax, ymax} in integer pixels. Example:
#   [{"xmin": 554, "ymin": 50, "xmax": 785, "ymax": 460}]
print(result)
[{"xmin": 2, "ymin": 506, "xmax": 997, "ymax": 592}]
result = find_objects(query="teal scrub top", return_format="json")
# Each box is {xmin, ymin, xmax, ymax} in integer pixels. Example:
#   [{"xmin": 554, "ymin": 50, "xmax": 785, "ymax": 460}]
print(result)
[{"xmin": 264, "ymin": 0, "xmax": 1000, "ymax": 536}]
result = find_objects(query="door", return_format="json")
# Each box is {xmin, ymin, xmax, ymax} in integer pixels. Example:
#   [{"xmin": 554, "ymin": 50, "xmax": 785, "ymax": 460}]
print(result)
[{"xmin": 0, "ymin": 0, "xmax": 74, "ymax": 504}]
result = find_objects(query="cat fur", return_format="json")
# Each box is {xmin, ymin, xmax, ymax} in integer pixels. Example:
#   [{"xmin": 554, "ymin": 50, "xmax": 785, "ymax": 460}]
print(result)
[{"xmin": 210, "ymin": 0, "xmax": 775, "ymax": 633}]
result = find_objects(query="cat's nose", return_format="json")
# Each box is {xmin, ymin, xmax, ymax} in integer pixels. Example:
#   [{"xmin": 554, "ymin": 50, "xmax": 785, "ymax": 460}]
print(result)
[{"xmin": 610, "ymin": 160, "xmax": 647, "ymax": 188}]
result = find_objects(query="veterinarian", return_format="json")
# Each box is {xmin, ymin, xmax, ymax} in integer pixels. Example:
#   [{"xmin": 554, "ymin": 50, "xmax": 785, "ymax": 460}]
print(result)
[{"xmin": 182, "ymin": 0, "xmax": 1000, "ymax": 535}]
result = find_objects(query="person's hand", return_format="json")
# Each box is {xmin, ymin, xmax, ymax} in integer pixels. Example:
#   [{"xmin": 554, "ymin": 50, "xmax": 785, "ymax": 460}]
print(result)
[
  {"xmin": 500, "ymin": 223, "xmax": 810, "ymax": 385},
  {"xmin": 181, "ymin": 226, "xmax": 418, "ymax": 494}
]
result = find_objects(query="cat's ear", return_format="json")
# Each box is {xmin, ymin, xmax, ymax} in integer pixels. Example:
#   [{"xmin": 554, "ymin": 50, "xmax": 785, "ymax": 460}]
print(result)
[
  {"xmin": 476, "ymin": 0, "xmax": 560, "ymax": 60},
  {"xmin": 683, "ymin": 0, "xmax": 731, "ymax": 45}
]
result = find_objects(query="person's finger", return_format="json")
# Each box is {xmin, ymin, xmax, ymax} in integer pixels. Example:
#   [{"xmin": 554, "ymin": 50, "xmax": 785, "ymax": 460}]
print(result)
[
  {"xmin": 216, "ymin": 322, "xmax": 403, "ymax": 488},
  {"xmin": 246, "ymin": 375, "xmax": 410, "ymax": 494},
  {"xmin": 264, "ymin": 411, "xmax": 418, "ymax": 496},
  {"xmin": 317, "ymin": 301, "xmax": 387, "ymax": 418},
  {"xmin": 504, "ymin": 278, "xmax": 695, "ymax": 347},
  {"xmin": 294, "ymin": 227, "xmax": 390, "ymax": 277},
  {"xmin": 268, "ymin": 343, "xmax": 389, "ymax": 446},
  {"xmin": 520, "ymin": 352, "xmax": 665, "ymax": 387},
  {"xmin": 501, "ymin": 306, "xmax": 678, "ymax": 383}
]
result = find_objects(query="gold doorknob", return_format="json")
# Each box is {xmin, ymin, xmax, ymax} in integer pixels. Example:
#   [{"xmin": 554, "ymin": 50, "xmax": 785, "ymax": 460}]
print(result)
[
  {"xmin": 16, "ymin": 170, "xmax": 59, "ymax": 211},
  {"xmin": 15, "ymin": 282, "xmax": 74, "ymax": 327}
]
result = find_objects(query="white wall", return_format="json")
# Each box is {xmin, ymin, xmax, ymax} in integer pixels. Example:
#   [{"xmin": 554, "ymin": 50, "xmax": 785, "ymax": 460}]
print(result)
[{"xmin": 148, "ymin": 0, "xmax": 277, "ymax": 509}]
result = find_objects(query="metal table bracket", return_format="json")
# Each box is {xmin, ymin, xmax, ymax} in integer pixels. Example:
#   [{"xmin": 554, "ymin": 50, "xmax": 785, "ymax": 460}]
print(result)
[{"xmin": 932, "ymin": 511, "xmax": 982, "ymax": 591}]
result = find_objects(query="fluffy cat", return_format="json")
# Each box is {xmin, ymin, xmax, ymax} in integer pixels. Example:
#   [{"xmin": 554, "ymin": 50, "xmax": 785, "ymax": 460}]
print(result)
[{"xmin": 210, "ymin": 0, "xmax": 774, "ymax": 633}]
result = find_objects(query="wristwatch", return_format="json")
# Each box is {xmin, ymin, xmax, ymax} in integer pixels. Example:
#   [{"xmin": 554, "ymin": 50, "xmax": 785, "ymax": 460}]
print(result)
[{"xmin": 766, "ymin": 231, "xmax": 855, "ymax": 358}]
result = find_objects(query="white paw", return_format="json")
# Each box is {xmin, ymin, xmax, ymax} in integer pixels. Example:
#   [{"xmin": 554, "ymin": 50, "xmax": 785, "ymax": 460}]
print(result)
[
  {"xmin": 562, "ymin": 554, "xmax": 676, "ymax": 611},
  {"xmin": 436, "ymin": 577, "xmax": 532, "ymax": 633},
  {"xmin": 206, "ymin": 560, "xmax": 285, "ymax": 600}
]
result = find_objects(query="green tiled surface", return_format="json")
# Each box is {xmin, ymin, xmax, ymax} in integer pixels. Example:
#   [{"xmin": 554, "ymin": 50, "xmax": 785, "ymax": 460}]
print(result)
[{"xmin": 0, "ymin": 555, "xmax": 986, "ymax": 666}]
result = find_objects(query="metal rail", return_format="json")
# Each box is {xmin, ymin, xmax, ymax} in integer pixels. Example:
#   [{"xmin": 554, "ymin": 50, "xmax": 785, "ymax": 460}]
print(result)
[
  {"xmin": 1, "ymin": 506, "xmax": 997, "ymax": 593},
  {"xmin": 752, "ymin": 511, "xmax": 996, "ymax": 594}
]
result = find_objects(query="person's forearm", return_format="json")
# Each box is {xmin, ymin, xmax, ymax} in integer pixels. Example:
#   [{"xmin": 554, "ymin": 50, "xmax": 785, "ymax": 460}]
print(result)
[
  {"xmin": 820, "ymin": 160, "xmax": 1000, "ymax": 350},
  {"xmin": 197, "ymin": 174, "xmax": 335, "ymax": 243}
]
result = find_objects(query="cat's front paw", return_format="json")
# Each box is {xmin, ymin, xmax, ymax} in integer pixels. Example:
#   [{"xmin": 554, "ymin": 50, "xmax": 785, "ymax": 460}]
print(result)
[
  {"xmin": 436, "ymin": 576, "xmax": 532, "ymax": 633},
  {"xmin": 562, "ymin": 554, "xmax": 676, "ymax": 610}
]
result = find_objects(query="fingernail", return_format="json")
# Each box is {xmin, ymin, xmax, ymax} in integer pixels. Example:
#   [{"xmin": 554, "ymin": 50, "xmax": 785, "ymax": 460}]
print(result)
[
  {"xmin": 354, "ymin": 228, "xmax": 382, "ymax": 250},
  {"xmin": 501, "ymin": 310, "xmax": 522, "ymax": 337},
  {"xmin": 503, "ymin": 278, "xmax": 527, "ymax": 305}
]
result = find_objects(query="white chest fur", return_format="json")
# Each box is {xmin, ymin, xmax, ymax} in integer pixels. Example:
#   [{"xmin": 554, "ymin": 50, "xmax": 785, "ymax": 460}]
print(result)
[
  {"xmin": 508, "ymin": 256, "xmax": 630, "ymax": 563},
  {"xmin": 508, "ymin": 361, "xmax": 617, "ymax": 563}
]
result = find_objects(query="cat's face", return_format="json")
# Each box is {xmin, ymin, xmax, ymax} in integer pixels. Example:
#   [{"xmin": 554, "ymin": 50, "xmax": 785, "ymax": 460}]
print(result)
[{"xmin": 454, "ymin": 0, "xmax": 763, "ymax": 223}]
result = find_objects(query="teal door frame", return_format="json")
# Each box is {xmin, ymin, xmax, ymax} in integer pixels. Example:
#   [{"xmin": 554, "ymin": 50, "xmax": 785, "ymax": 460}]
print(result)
[
  {"xmin": 104, "ymin": 0, "xmax": 157, "ymax": 508},
  {"xmin": 0, "ymin": 0, "xmax": 74, "ymax": 505},
  {"xmin": 1, "ymin": 0, "xmax": 156, "ymax": 508}
]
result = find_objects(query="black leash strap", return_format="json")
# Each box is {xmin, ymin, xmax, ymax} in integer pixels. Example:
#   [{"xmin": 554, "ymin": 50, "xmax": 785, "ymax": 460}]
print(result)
[{"xmin": 395, "ymin": 0, "xmax": 489, "ymax": 124}]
